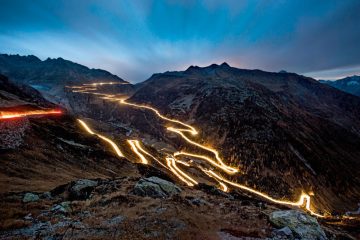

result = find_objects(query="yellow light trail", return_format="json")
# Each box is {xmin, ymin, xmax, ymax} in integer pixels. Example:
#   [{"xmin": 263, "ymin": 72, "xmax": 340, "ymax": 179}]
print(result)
[
  {"xmin": 83, "ymin": 82, "xmax": 129, "ymax": 86},
  {"xmin": 130, "ymin": 140, "xmax": 169, "ymax": 169},
  {"xmin": 0, "ymin": 109, "xmax": 62, "ymax": 120},
  {"xmin": 166, "ymin": 157, "xmax": 197, "ymax": 186},
  {"xmin": 174, "ymin": 151, "xmax": 238, "ymax": 175},
  {"xmin": 119, "ymin": 99, "xmax": 198, "ymax": 135},
  {"xmin": 204, "ymin": 169, "xmax": 325, "ymax": 218},
  {"xmin": 127, "ymin": 140, "xmax": 148, "ymax": 164},
  {"xmin": 171, "ymin": 157, "xmax": 198, "ymax": 185},
  {"xmin": 174, "ymin": 159, "xmax": 191, "ymax": 167},
  {"xmin": 77, "ymin": 119, "xmax": 125, "ymax": 158},
  {"xmin": 118, "ymin": 98, "xmax": 328, "ymax": 217},
  {"xmin": 70, "ymin": 82, "xmax": 336, "ymax": 218},
  {"xmin": 119, "ymin": 99, "xmax": 238, "ymax": 174},
  {"xmin": 219, "ymin": 182, "xmax": 228, "ymax": 192}
]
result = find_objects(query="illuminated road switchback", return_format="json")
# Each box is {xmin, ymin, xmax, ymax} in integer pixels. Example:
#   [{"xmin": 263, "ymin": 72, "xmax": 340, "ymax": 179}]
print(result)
[
  {"xmin": 77, "ymin": 119, "xmax": 125, "ymax": 158},
  {"xmin": 204, "ymin": 169, "xmax": 325, "ymax": 218},
  {"xmin": 118, "ymin": 99, "xmax": 239, "ymax": 174},
  {"xmin": 70, "ymin": 82, "xmax": 338, "ymax": 218},
  {"xmin": 166, "ymin": 156, "xmax": 198, "ymax": 187},
  {"xmin": 0, "ymin": 109, "xmax": 62, "ymax": 119},
  {"xmin": 127, "ymin": 140, "xmax": 149, "ymax": 164}
]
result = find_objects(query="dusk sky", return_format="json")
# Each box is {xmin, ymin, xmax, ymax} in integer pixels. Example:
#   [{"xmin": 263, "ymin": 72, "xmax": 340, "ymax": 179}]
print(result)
[{"xmin": 1, "ymin": 0, "xmax": 360, "ymax": 82}]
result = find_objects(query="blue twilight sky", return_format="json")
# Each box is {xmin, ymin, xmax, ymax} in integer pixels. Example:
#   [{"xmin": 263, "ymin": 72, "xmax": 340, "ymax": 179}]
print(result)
[{"xmin": 1, "ymin": 0, "xmax": 360, "ymax": 82}]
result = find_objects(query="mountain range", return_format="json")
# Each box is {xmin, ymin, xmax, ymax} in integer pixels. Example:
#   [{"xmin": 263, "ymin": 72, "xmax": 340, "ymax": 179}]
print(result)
[
  {"xmin": 320, "ymin": 75, "xmax": 360, "ymax": 97},
  {"xmin": 0, "ymin": 54, "xmax": 359, "ymax": 239},
  {"xmin": 0, "ymin": 54, "xmax": 128, "ymax": 108}
]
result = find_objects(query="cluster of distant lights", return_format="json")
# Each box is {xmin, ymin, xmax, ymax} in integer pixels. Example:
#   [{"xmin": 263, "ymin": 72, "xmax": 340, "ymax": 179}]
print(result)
[{"xmin": 3, "ymin": 81, "xmax": 357, "ymax": 220}]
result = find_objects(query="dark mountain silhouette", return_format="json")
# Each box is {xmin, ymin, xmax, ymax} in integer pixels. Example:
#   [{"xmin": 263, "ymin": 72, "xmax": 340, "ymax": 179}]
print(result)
[
  {"xmin": 320, "ymin": 75, "xmax": 360, "ymax": 97},
  {"xmin": 0, "ymin": 54, "xmax": 128, "ymax": 107},
  {"xmin": 0, "ymin": 54, "xmax": 126, "ymax": 86}
]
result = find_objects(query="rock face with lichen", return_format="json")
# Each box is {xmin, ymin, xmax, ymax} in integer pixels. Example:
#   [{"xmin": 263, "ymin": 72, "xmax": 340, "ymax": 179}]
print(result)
[
  {"xmin": 133, "ymin": 176, "xmax": 181, "ymax": 198},
  {"xmin": 22, "ymin": 193, "xmax": 39, "ymax": 203},
  {"xmin": 69, "ymin": 179, "xmax": 98, "ymax": 200},
  {"xmin": 269, "ymin": 210, "xmax": 327, "ymax": 239}
]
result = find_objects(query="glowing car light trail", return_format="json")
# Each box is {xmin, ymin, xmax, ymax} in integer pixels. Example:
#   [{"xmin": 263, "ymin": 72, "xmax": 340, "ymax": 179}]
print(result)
[
  {"xmin": 166, "ymin": 157, "xmax": 197, "ymax": 186},
  {"xmin": 204, "ymin": 169, "xmax": 325, "ymax": 218},
  {"xmin": 118, "ymin": 99, "xmax": 238, "ymax": 174},
  {"xmin": 219, "ymin": 182, "xmax": 228, "ymax": 192},
  {"xmin": 0, "ymin": 109, "xmax": 62, "ymax": 119},
  {"xmin": 69, "ymin": 82, "xmax": 340, "ymax": 218},
  {"xmin": 171, "ymin": 157, "xmax": 198, "ymax": 185},
  {"xmin": 130, "ymin": 140, "xmax": 168, "ymax": 169},
  {"xmin": 77, "ymin": 119, "xmax": 125, "ymax": 158},
  {"xmin": 127, "ymin": 140, "xmax": 148, "ymax": 164},
  {"xmin": 174, "ymin": 151, "xmax": 238, "ymax": 174},
  {"xmin": 119, "ymin": 99, "xmax": 198, "ymax": 135}
]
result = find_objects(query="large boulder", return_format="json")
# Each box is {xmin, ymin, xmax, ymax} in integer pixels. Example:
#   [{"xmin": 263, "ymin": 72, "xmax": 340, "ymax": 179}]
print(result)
[
  {"xmin": 269, "ymin": 210, "xmax": 327, "ymax": 240},
  {"xmin": 23, "ymin": 193, "xmax": 39, "ymax": 203},
  {"xmin": 133, "ymin": 177, "xmax": 181, "ymax": 198},
  {"xmin": 69, "ymin": 179, "xmax": 98, "ymax": 200}
]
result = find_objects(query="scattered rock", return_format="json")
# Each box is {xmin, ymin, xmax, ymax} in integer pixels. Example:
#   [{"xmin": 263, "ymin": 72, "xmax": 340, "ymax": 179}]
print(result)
[
  {"xmin": 133, "ymin": 176, "xmax": 181, "ymax": 198},
  {"xmin": 195, "ymin": 183, "xmax": 228, "ymax": 197},
  {"xmin": 51, "ymin": 201, "xmax": 71, "ymax": 214},
  {"xmin": 41, "ymin": 191, "xmax": 52, "ymax": 199},
  {"xmin": 69, "ymin": 179, "xmax": 98, "ymax": 200},
  {"xmin": 23, "ymin": 193, "xmax": 39, "ymax": 203},
  {"xmin": 79, "ymin": 211, "xmax": 92, "ymax": 219},
  {"xmin": 269, "ymin": 210, "xmax": 327, "ymax": 240},
  {"xmin": 103, "ymin": 215, "xmax": 125, "ymax": 227},
  {"xmin": 273, "ymin": 226, "xmax": 294, "ymax": 239},
  {"xmin": 188, "ymin": 197, "xmax": 210, "ymax": 206},
  {"xmin": 154, "ymin": 207, "xmax": 167, "ymax": 214},
  {"xmin": 24, "ymin": 213, "xmax": 33, "ymax": 221}
]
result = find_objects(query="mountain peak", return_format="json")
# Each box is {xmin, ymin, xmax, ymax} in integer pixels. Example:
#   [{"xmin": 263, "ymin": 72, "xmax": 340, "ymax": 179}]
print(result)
[
  {"xmin": 0, "ymin": 53, "xmax": 127, "ymax": 85},
  {"xmin": 186, "ymin": 62, "xmax": 230, "ymax": 72},
  {"xmin": 186, "ymin": 65, "xmax": 200, "ymax": 71},
  {"xmin": 220, "ymin": 62, "xmax": 230, "ymax": 67}
]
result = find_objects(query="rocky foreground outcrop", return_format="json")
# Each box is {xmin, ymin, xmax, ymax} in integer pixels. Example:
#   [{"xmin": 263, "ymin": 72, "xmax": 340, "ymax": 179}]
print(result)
[
  {"xmin": 133, "ymin": 177, "xmax": 181, "ymax": 198},
  {"xmin": 269, "ymin": 210, "xmax": 327, "ymax": 239},
  {"xmin": 1, "ymin": 176, "xmax": 359, "ymax": 239}
]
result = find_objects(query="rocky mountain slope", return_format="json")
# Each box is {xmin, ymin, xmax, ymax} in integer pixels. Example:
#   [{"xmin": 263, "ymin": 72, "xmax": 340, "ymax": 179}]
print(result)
[
  {"xmin": 125, "ymin": 63, "xmax": 360, "ymax": 213},
  {"xmin": 0, "ymin": 74, "xmax": 135, "ymax": 191},
  {"xmin": 3, "ymin": 174, "xmax": 358, "ymax": 239},
  {"xmin": 0, "ymin": 54, "xmax": 126, "ymax": 86},
  {"xmin": 0, "ymin": 54, "xmax": 128, "ymax": 107},
  {"xmin": 320, "ymin": 76, "xmax": 360, "ymax": 97},
  {"xmin": 3, "ymin": 74, "xmax": 358, "ymax": 239},
  {"xmin": 53, "ymin": 63, "xmax": 360, "ymax": 214},
  {"xmin": 1, "ymin": 61, "xmax": 360, "ymax": 238}
]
